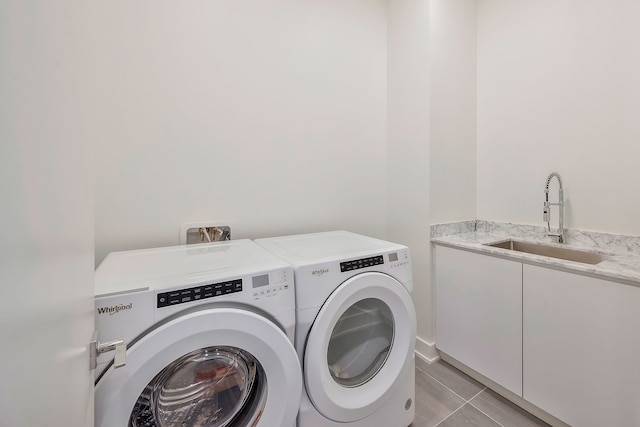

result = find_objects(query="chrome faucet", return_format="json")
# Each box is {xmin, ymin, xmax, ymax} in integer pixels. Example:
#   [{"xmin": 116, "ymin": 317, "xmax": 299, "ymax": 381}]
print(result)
[{"xmin": 543, "ymin": 172, "xmax": 564, "ymax": 243}]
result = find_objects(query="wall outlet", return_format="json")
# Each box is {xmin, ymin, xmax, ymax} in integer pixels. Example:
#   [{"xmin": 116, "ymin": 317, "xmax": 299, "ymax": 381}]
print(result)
[{"xmin": 180, "ymin": 221, "xmax": 234, "ymax": 245}]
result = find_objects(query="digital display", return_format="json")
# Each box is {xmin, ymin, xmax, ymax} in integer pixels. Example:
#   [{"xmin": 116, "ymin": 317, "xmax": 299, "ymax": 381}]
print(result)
[
  {"xmin": 252, "ymin": 274, "xmax": 270, "ymax": 288},
  {"xmin": 389, "ymin": 253, "xmax": 399, "ymax": 262}
]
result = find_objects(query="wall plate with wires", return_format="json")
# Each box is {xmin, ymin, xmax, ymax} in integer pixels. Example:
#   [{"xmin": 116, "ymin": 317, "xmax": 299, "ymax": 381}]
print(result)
[{"xmin": 180, "ymin": 221, "xmax": 234, "ymax": 245}]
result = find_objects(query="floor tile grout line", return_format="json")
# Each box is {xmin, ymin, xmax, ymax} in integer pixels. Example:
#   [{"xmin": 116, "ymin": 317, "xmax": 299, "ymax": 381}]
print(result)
[
  {"xmin": 466, "ymin": 385, "xmax": 519, "ymax": 427},
  {"xmin": 465, "ymin": 387, "xmax": 487, "ymax": 404},
  {"xmin": 468, "ymin": 405, "xmax": 507, "ymax": 427},
  {"xmin": 415, "ymin": 366, "xmax": 468, "ymax": 426},
  {"xmin": 416, "ymin": 366, "xmax": 464, "ymax": 400},
  {"xmin": 433, "ymin": 397, "xmax": 506, "ymax": 427},
  {"xmin": 417, "ymin": 366, "xmax": 499, "ymax": 427},
  {"xmin": 433, "ymin": 403, "xmax": 467, "ymax": 427},
  {"xmin": 416, "ymin": 366, "xmax": 545, "ymax": 427},
  {"xmin": 416, "ymin": 365, "xmax": 486, "ymax": 404},
  {"xmin": 468, "ymin": 397, "xmax": 549, "ymax": 427},
  {"xmin": 467, "ymin": 397, "xmax": 507, "ymax": 427},
  {"xmin": 417, "ymin": 365, "xmax": 514, "ymax": 427},
  {"xmin": 460, "ymin": 387, "xmax": 509, "ymax": 427}
]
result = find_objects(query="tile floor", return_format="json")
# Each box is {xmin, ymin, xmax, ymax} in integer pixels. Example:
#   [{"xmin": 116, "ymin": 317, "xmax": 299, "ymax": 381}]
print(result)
[{"xmin": 411, "ymin": 359, "xmax": 550, "ymax": 427}]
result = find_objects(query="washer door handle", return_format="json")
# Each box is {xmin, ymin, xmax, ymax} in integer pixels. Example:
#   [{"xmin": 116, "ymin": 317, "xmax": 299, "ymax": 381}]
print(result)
[{"xmin": 90, "ymin": 331, "xmax": 127, "ymax": 370}]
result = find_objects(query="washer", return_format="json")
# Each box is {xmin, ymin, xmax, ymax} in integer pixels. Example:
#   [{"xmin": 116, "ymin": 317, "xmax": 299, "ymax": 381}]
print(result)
[
  {"xmin": 94, "ymin": 240, "xmax": 302, "ymax": 427},
  {"xmin": 256, "ymin": 231, "xmax": 416, "ymax": 427}
]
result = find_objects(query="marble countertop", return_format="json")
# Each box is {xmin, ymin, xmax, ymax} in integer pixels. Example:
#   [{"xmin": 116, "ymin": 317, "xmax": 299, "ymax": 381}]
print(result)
[{"xmin": 431, "ymin": 221, "xmax": 640, "ymax": 286}]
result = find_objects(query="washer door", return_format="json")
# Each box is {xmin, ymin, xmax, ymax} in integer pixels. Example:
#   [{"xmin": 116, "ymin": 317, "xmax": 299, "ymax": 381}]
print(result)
[
  {"xmin": 95, "ymin": 307, "xmax": 301, "ymax": 427},
  {"xmin": 304, "ymin": 272, "xmax": 416, "ymax": 423}
]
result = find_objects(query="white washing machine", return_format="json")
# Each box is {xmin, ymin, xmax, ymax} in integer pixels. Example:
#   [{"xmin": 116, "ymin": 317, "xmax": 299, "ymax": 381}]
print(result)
[
  {"xmin": 93, "ymin": 240, "xmax": 302, "ymax": 427},
  {"xmin": 256, "ymin": 231, "xmax": 417, "ymax": 427}
]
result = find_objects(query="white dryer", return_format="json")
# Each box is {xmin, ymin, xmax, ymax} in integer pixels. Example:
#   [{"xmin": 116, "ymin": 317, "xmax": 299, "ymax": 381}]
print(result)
[
  {"xmin": 256, "ymin": 231, "xmax": 417, "ymax": 427},
  {"xmin": 94, "ymin": 240, "xmax": 302, "ymax": 427}
]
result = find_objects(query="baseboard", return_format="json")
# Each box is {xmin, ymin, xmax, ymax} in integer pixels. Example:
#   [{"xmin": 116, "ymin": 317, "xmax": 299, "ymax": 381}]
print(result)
[{"xmin": 414, "ymin": 336, "xmax": 439, "ymax": 369}]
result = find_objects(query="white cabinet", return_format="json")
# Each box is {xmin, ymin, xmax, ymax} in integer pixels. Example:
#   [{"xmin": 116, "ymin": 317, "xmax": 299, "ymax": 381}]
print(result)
[
  {"xmin": 435, "ymin": 244, "xmax": 640, "ymax": 425},
  {"xmin": 435, "ymin": 245, "xmax": 523, "ymax": 396},
  {"xmin": 523, "ymin": 265, "xmax": 640, "ymax": 427}
]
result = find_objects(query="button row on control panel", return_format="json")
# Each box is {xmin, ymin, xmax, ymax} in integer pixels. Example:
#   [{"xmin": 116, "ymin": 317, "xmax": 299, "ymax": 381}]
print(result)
[
  {"xmin": 253, "ymin": 284, "xmax": 289, "ymax": 300},
  {"xmin": 340, "ymin": 255, "xmax": 384, "ymax": 272},
  {"xmin": 270, "ymin": 271, "xmax": 288, "ymax": 286},
  {"xmin": 390, "ymin": 261, "xmax": 410, "ymax": 268},
  {"xmin": 157, "ymin": 279, "xmax": 242, "ymax": 308}
]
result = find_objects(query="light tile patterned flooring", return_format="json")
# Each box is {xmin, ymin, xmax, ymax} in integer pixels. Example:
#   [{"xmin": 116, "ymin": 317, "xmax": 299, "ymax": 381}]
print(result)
[{"xmin": 410, "ymin": 359, "xmax": 550, "ymax": 427}]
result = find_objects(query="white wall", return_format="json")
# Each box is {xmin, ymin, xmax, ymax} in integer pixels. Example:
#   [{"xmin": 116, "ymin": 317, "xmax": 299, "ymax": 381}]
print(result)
[
  {"xmin": 430, "ymin": 0, "xmax": 477, "ymax": 224},
  {"xmin": 93, "ymin": 0, "xmax": 445, "ymax": 362},
  {"xmin": 388, "ymin": 0, "xmax": 433, "ymax": 359},
  {"xmin": 93, "ymin": 0, "xmax": 389, "ymax": 263},
  {"xmin": 477, "ymin": 0, "xmax": 640, "ymax": 235},
  {"xmin": 0, "ymin": 2, "xmax": 95, "ymax": 424}
]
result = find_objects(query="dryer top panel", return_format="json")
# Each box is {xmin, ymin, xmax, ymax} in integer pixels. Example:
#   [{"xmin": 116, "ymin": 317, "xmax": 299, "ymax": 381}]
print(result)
[
  {"xmin": 95, "ymin": 240, "xmax": 290, "ymax": 295},
  {"xmin": 255, "ymin": 231, "xmax": 407, "ymax": 265}
]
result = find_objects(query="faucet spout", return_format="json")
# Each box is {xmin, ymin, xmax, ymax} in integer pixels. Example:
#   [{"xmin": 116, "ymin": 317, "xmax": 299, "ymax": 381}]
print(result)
[{"xmin": 543, "ymin": 172, "xmax": 565, "ymax": 243}]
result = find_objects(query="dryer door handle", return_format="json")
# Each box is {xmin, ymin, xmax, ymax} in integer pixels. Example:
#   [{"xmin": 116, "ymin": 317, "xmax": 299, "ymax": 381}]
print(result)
[{"xmin": 90, "ymin": 331, "xmax": 127, "ymax": 370}]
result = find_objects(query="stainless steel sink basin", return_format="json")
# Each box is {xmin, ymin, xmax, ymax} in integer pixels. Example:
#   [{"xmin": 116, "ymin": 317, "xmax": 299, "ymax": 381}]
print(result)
[{"xmin": 484, "ymin": 240, "xmax": 606, "ymax": 265}]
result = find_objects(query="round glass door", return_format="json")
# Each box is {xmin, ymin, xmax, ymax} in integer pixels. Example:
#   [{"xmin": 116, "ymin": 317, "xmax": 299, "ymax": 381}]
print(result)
[
  {"xmin": 129, "ymin": 346, "xmax": 267, "ymax": 427},
  {"xmin": 304, "ymin": 272, "xmax": 416, "ymax": 422},
  {"xmin": 327, "ymin": 298, "xmax": 394, "ymax": 388}
]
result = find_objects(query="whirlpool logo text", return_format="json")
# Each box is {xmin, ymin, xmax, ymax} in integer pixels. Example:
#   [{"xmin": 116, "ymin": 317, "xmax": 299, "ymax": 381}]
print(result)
[
  {"xmin": 97, "ymin": 303, "xmax": 133, "ymax": 315},
  {"xmin": 311, "ymin": 268, "xmax": 329, "ymax": 277}
]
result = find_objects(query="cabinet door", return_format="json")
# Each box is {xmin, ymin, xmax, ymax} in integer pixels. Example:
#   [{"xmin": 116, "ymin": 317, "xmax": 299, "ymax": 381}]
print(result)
[
  {"xmin": 435, "ymin": 246, "xmax": 523, "ymax": 396},
  {"xmin": 523, "ymin": 265, "xmax": 640, "ymax": 427}
]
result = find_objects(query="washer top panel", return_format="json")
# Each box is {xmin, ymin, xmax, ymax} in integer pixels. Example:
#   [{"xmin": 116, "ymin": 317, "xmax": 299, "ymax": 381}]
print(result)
[
  {"xmin": 256, "ymin": 231, "xmax": 406, "ymax": 265},
  {"xmin": 95, "ymin": 240, "xmax": 289, "ymax": 295}
]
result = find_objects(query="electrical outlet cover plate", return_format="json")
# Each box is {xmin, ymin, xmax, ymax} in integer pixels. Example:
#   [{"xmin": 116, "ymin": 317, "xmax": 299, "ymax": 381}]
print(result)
[{"xmin": 179, "ymin": 221, "xmax": 234, "ymax": 245}]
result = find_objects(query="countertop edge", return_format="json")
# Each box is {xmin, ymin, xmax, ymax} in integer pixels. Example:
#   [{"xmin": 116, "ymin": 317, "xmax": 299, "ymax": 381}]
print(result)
[{"xmin": 431, "ymin": 232, "xmax": 640, "ymax": 288}]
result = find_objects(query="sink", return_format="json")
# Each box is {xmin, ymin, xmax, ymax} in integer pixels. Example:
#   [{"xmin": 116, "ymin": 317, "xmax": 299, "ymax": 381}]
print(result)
[{"xmin": 484, "ymin": 240, "xmax": 606, "ymax": 265}]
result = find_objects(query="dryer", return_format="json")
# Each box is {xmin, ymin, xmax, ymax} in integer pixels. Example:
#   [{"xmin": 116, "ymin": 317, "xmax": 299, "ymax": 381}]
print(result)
[
  {"xmin": 94, "ymin": 240, "xmax": 302, "ymax": 427},
  {"xmin": 256, "ymin": 231, "xmax": 416, "ymax": 427}
]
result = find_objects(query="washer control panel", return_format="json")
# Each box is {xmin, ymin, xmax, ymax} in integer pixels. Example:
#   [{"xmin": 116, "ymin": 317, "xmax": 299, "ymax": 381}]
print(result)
[
  {"xmin": 251, "ymin": 269, "xmax": 290, "ymax": 300},
  {"xmin": 340, "ymin": 255, "xmax": 384, "ymax": 272},
  {"xmin": 157, "ymin": 279, "xmax": 242, "ymax": 308}
]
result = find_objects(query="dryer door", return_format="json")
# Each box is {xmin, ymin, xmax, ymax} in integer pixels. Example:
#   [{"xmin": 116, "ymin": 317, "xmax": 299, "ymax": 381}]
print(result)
[
  {"xmin": 304, "ymin": 272, "xmax": 417, "ymax": 423},
  {"xmin": 95, "ymin": 307, "xmax": 301, "ymax": 427}
]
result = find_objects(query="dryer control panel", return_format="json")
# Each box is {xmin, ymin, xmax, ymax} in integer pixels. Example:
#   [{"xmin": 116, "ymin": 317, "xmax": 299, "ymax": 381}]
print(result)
[
  {"xmin": 340, "ymin": 255, "xmax": 384, "ymax": 272},
  {"xmin": 339, "ymin": 249, "xmax": 410, "ymax": 273}
]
